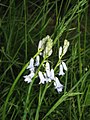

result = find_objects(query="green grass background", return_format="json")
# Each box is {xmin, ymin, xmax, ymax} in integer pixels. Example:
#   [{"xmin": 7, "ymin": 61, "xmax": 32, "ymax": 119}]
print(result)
[{"xmin": 0, "ymin": 0, "xmax": 90, "ymax": 120}]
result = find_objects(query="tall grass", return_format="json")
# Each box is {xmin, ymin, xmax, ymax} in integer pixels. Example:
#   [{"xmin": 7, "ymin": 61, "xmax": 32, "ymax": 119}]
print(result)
[{"xmin": 0, "ymin": 0, "xmax": 90, "ymax": 120}]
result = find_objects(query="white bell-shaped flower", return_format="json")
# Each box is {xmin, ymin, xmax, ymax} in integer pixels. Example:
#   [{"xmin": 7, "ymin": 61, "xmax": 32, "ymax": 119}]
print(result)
[
  {"xmin": 44, "ymin": 73, "xmax": 51, "ymax": 83},
  {"xmin": 62, "ymin": 61, "xmax": 67, "ymax": 71},
  {"xmin": 50, "ymin": 69, "xmax": 54, "ymax": 80},
  {"xmin": 27, "ymin": 58, "xmax": 35, "ymax": 72},
  {"xmin": 45, "ymin": 62, "xmax": 51, "ymax": 78},
  {"xmin": 35, "ymin": 55, "xmax": 40, "ymax": 67},
  {"xmin": 58, "ymin": 64, "xmax": 65, "ymax": 76},
  {"xmin": 54, "ymin": 77, "xmax": 63, "ymax": 93},
  {"xmin": 23, "ymin": 71, "xmax": 35, "ymax": 83},
  {"xmin": 38, "ymin": 71, "xmax": 46, "ymax": 84},
  {"xmin": 45, "ymin": 62, "xmax": 55, "ymax": 79}
]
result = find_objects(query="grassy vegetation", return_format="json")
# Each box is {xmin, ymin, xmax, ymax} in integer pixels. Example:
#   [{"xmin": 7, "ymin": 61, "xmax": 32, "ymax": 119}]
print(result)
[{"xmin": 0, "ymin": 0, "xmax": 90, "ymax": 120}]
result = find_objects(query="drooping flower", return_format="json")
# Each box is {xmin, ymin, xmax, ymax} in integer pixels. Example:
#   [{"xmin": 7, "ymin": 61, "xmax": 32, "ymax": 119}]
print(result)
[
  {"xmin": 59, "ymin": 64, "xmax": 65, "ymax": 76},
  {"xmin": 35, "ymin": 55, "xmax": 40, "ymax": 67},
  {"xmin": 50, "ymin": 69, "xmax": 54, "ymax": 80},
  {"xmin": 44, "ymin": 73, "xmax": 51, "ymax": 83},
  {"xmin": 58, "ymin": 61, "xmax": 67, "ymax": 76},
  {"xmin": 62, "ymin": 61, "xmax": 67, "ymax": 71},
  {"xmin": 54, "ymin": 77, "xmax": 63, "ymax": 93},
  {"xmin": 23, "ymin": 71, "xmax": 35, "ymax": 83},
  {"xmin": 45, "ymin": 62, "xmax": 54, "ymax": 80},
  {"xmin": 45, "ymin": 62, "xmax": 51, "ymax": 78},
  {"xmin": 27, "ymin": 58, "xmax": 35, "ymax": 72},
  {"xmin": 38, "ymin": 71, "xmax": 46, "ymax": 84}
]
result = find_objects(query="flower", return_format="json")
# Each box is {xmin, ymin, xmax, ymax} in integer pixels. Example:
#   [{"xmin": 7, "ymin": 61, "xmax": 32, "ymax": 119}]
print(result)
[
  {"xmin": 38, "ymin": 71, "xmax": 46, "ymax": 84},
  {"xmin": 62, "ymin": 39, "xmax": 69, "ymax": 56},
  {"xmin": 27, "ymin": 58, "xmax": 35, "ymax": 72},
  {"xmin": 23, "ymin": 71, "xmax": 35, "ymax": 83},
  {"xmin": 59, "ymin": 64, "xmax": 65, "ymax": 76},
  {"xmin": 45, "ymin": 62, "xmax": 51, "ymax": 78},
  {"xmin": 45, "ymin": 62, "xmax": 54, "ymax": 80},
  {"xmin": 38, "ymin": 35, "xmax": 53, "ymax": 57},
  {"xmin": 38, "ymin": 62, "xmax": 55, "ymax": 84},
  {"xmin": 62, "ymin": 61, "xmax": 67, "ymax": 71},
  {"xmin": 59, "ymin": 46, "xmax": 63, "ymax": 57},
  {"xmin": 54, "ymin": 77, "xmax": 63, "ymax": 93},
  {"xmin": 59, "ymin": 61, "xmax": 67, "ymax": 76},
  {"xmin": 35, "ymin": 55, "xmax": 40, "ymax": 67}
]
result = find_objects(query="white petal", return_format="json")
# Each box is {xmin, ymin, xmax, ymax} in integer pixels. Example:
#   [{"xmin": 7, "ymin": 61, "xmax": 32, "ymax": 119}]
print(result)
[
  {"xmin": 54, "ymin": 77, "xmax": 63, "ymax": 93},
  {"xmin": 35, "ymin": 55, "xmax": 40, "ymax": 67},
  {"xmin": 29, "ymin": 71, "xmax": 35, "ymax": 79},
  {"xmin": 58, "ymin": 64, "xmax": 65, "ymax": 76},
  {"xmin": 45, "ymin": 62, "xmax": 51, "ymax": 78},
  {"xmin": 59, "ymin": 46, "xmax": 62, "ymax": 57},
  {"xmin": 23, "ymin": 75, "xmax": 32, "ymax": 83},
  {"xmin": 38, "ymin": 71, "xmax": 46, "ymax": 84},
  {"xmin": 27, "ymin": 58, "xmax": 34, "ymax": 72},
  {"xmin": 44, "ymin": 73, "xmax": 51, "ymax": 83},
  {"xmin": 62, "ymin": 61, "xmax": 67, "ymax": 71},
  {"xmin": 50, "ymin": 69, "xmax": 54, "ymax": 79},
  {"xmin": 46, "ymin": 62, "xmax": 50, "ymax": 71}
]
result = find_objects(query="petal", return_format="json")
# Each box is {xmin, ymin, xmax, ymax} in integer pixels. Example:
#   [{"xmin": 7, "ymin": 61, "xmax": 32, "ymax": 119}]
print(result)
[
  {"xmin": 59, "ymin": 46, "xmax": 62, "ymax": 57},
  {"xmin": 35, "ymin": 55, "xmax": 40, "ymax": 67},
  {"xmin": 23, "ymin": 75, "xmax": 32, "ymax": 83},
  {"xmin": 62, "ymin": 61, "xmax": 67, "ymax": 71},
  {"xmin": 54, "ymin": 77, "xmax": 63, "ymax": 93},
  {"xmin": 58, "ymin": 64, "xmax": 65, "ymax": 76},
  {"xmin": 29, "ymin": 71, "xmax": 35, "ymax": 79},
  {"xmin": 27, "ymin": 58, "xmax": 34, "ymax": 72},
  {"xmin": 46, "ymin": 62, "xmax": 50, "ymax": 71},
  {"xmin": 38, "ymin": 71, "xmax": 46, "ymax": 84},
  {"xmin": 50, "ymin": 69, "xmax": 54, "ymax": 79},
  {"xmin": 45, "ymin": 62, "xmax": 51, "ymax": 78}
]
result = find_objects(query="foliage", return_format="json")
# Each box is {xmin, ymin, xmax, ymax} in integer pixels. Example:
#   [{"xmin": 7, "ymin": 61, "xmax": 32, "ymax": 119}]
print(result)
[{"xmin": 0, "ymin": 0, "xmax": 90, "ymax": 120}]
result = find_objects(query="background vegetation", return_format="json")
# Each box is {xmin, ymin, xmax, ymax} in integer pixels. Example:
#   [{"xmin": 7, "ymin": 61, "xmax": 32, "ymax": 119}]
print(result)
[{"xmin": 0, "ymin": 0, "xmax": 90, "ymax": 120}]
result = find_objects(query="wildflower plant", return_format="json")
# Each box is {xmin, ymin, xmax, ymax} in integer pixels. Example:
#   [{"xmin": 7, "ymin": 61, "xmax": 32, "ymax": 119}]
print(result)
[{"xmin": 23, "ymin": 35, "xmax": 69, "ymax": 93}]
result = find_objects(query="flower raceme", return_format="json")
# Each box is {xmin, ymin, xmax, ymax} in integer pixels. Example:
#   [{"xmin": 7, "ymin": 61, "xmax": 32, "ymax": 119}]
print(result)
[
  {"xmin": 23, "ymin": 36, "xmax": 69, "ymax": 93},
  {"xmin": 38, "ymin": 35, "xmax": 53, "ymax": 57}
]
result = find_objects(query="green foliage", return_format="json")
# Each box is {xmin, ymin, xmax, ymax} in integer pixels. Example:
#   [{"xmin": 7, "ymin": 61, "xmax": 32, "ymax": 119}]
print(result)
[{"xmin": 0, "ymin": 0, "xmax": 90, "ymax": 120}]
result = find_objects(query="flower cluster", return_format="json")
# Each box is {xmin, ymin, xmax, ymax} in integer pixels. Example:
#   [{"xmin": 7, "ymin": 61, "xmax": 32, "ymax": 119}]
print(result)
[{"xmin": 23, "ymin": 35, "xmax": 69, "ymax": 93}]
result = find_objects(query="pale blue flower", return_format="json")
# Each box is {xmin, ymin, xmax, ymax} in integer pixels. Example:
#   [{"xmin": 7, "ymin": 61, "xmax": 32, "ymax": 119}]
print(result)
[
  {"xmin": 27, "ymin": 58, "xmax": 35, "ymax": 72},
  {"xmin": 45, "ymin": 62, "xmax": 55, "ymax": 80},
  {"xmin": 62, "ymin": 61, "xmax": 67, "ymax": 71},
  {"xmin": 45, "ymin": 62, "xmax": 51, "ymax": 78},
  {"xmin": 38, "ymin": 71, "xmax": 46, "ymax": 84},
  {"xmin": 54, "ymin": 77, "xmax": 63, "ymax": 93},
  {"xmin": 23, "ymin": 71, "xmax": 35, "ymax": 83},
  {"xmin": 35, "ymin": 55, "xmax": 40, "ymax": 67},
  {"xmin": 59, "ymin": 61, "xmax": 67, "ymax": 76},
  {"xmin": 44, "ymin": 73, "xmax": 51, "ymax": 83},
  {"xmin": 59, "ymin": 64, "xmax": 65, "ymax": 76}
]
